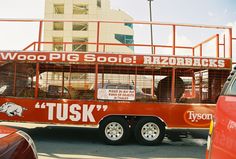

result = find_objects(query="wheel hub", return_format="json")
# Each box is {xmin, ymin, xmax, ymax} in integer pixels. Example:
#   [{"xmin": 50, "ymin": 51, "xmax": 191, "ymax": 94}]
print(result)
[
  {"xmin": 105, "ymin": 122, "xmax": 124, "ymax": 141},
  {"xmin": 141, "ymin": 122, "xmax": 160, "ymax": 141}
]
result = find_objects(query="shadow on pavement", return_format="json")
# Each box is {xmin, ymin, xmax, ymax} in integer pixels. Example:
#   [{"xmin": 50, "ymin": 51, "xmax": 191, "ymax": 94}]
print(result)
[{"xmin": 3, "ymin": 124, "xmax": 207, "ymax": 159}]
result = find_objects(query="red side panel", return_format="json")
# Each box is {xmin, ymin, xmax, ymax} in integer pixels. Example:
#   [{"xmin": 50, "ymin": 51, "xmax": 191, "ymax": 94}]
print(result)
[
  {"xmin": 0, "ymin": 97, "xmax": 215, "ymax": 128},
  {"xmin": 210, "ymin": 96, "xmax": 236, "ymax": 159}
]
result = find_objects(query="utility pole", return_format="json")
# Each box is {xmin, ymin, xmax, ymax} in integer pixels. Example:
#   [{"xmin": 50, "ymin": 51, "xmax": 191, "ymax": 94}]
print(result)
[{"xmin": 147, "ymin": 0, "xmax": 154, "ymax": 54}]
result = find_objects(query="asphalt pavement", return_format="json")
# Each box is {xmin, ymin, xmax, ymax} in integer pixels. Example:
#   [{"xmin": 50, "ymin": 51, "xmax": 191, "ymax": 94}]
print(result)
[{"xmin": 1, "ymin": 122, "xmax": 207, "ymax": 159}]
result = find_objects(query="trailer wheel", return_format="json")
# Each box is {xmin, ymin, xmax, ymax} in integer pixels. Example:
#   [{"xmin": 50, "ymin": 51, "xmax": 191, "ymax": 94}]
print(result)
[
  {"xmin": 99, "ymin": 116, "xmax": 130, "ymax": 145},
  {"xmin": 135, "ymin": 117, "xmax": 165, "ymax": 145}
]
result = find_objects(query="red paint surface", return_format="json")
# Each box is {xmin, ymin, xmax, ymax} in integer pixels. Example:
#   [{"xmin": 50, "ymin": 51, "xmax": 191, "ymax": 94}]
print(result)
[
  {"xmin": 208, "ymin": 96, "xmax": 236, "ymax": 159},
  {"xmin": 0, "ymin": 97, "xmax": 215, "ymax": 128},
  {"xmin": 0, "ymin": 126, "xmax": 37, "ymax": 159}
]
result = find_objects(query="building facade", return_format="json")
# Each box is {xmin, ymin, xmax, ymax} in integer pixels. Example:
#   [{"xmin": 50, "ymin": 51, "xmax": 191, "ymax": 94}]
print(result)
[
  {"xmin": 44, "ymin": 0, "xmax": 134, "ymax": 53},
  {"xmin": 43, "ymin": 0, "xmax": 152, "ymax": 93}
]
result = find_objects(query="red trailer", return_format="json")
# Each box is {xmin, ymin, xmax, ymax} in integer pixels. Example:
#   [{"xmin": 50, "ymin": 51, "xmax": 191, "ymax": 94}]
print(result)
[{"xmin": 0, "ymin": 19, "xmax": 233, "ymax": 145}]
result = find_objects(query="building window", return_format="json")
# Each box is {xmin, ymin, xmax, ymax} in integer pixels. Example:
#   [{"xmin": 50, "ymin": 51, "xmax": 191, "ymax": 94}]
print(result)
[
  {"xmin": 72, "ymin": 37, "xmax": 88, "ymax": 52},
  {"xmin": 73, "ymin": 4, "xmax": 88, "ymax": 15},
  {"xmin": 115, "ymin": 34, "xmax": 134, "ymax": 50},
  {"xmin": 53, "ymin": 37, "xmax": 63, "ymax": 51},
  {"xmin": 97, "ymin": 0, "xmax": 101, "ymax": 8},
  {"xmin": 54, "ymin": 4, "xmax": 64, "ymax": 14},
  {"xmin": 73, "ymin": 22, "xmax": 88, "ymax": 31},
  {"xmin": 125, "ymin": 23, "xmax": 133, "ymax": 29},
  {"xmin": 53, "ymin": 22, "xmax": 64, "ymax": 30}
]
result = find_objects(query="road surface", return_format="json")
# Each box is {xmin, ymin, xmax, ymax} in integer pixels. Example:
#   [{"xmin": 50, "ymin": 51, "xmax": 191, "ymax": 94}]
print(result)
[{"xmin": 1, "ymin": 122, "xmax": 207, "ymax": 159}]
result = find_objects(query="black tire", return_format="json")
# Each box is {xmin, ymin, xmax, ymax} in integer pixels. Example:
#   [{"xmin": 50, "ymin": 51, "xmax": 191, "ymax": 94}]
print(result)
[
  {"xmin": 135, "ymin": 117, "xmax": 165, "ymax": 145},
  {"xmin": 99, "ymin": 116, "xmax": 130, "ymax": 145}
]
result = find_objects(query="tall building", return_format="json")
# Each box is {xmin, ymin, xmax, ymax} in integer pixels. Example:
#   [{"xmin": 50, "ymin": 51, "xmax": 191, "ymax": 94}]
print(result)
[
  {"xmin": 42, "ymin": 0, "xmax": 137, "ymax": 91},
  {"xmin": 44, "ymin": 0, "xmax": 134, "ymax": 53}
]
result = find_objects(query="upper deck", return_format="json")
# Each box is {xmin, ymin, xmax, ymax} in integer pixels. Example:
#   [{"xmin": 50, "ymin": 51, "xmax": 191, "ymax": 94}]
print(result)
[
  {"xmin": 0, "ymin": 19, "xmax": 234, "ymax": 70},
  {"xmin": 0, "ymin": 19, "xmax": 235, "ymax": 103}
]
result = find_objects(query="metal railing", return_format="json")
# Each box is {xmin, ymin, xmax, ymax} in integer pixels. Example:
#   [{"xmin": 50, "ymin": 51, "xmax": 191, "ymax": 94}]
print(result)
[{"xmin": 0, "ymin": 19, "xmax": 233, "ymax": 58}]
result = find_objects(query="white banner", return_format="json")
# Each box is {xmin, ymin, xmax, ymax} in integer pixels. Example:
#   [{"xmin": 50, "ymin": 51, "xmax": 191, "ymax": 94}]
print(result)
[{"xmin": 97, "ymin": 89, "xmax": 135, "ymax": 101}]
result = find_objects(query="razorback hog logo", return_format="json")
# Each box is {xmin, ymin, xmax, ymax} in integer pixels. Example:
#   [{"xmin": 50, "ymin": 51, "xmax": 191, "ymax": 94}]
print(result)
[
  {"xmin": 0, "ymin": 102, "xmax": 27, "ymax": 117},
  {"xmin": 184, "ymin": 108, "xmax": 214, "ymax": 127}
]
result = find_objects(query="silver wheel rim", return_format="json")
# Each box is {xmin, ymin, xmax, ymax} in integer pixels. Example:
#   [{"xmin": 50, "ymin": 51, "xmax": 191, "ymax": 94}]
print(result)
[
  {"xmin": 141, "ymin": 122, "xmax": 160, "ymax": 141},
  {"xmin": 105, "ymin": 122, "xmax": 124, "ymax": 141}
]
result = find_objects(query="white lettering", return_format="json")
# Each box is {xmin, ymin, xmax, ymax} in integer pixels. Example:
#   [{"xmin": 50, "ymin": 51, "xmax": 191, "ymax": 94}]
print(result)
[
  {"xmin": 27, "ymin": 55, "xmax": 36, "ymax": 61},
  {"xmin": 218, "ymin": 60, "xmax": 225, "ymax": 68},
  {"xmin": 39, "ymin": 103, "xmax": 107, "ymax": 122},
  {"xmin": 169, "ymin": 57, "xmax": 176, "ymax": 65},
  {"xmin": 187, "ymin": 111, "xmax": 213, "ymax": 122},
  {"xmin": 202, "ymin": 59, "xmax": 209, "ymax": 67},
  {"xmin": 46, "ymin": 103, "xmax": 56, "ymax": 120},
  {"xmin": 97, "ymin": 56, "xmax": 106, "ymax": 62},
  {"xmin": 82, "ymin": 104, "xmax": 95, "ymax": 122},
  {"xmin": 50, "ymin": 54, "xmax": 61, "ymax": 61},
  {"xmin": 153, "ymin": 57, "xmax": 161, "ymax": 64},
  {"xmin": 193, "ymin": 59, "xmax": 201, "ymax": 67},
  {"xmin": 56, "ymin": 103, "xmax": 68, "ymax": 121},
  {"xmin": 67, "ymin": 54, "xmax": 79, "ymax": 62},
  {"xmin": 209, "ymin": 59, "xmax": 218, "ymax": 67},
  {"xmin": 185, "ymin": 58, "xmax": 192, "ymax": 66},
  {"xmin": 0, "ymin": 52, "xmax": 18, "ymax": 60},
  {"xmin": 176, "ymin": 58, "xmax": 185, "ymax": 65},
  {"xmin": 161, "ymin": 57, "xmax": 168, "ymax": 65},
  {"xmin": 132, "ymin": 56, "xmax": 137, "ymax": 63},
  {"xmin": 108, "ymin": 57, "xmax": 117, "ymax": 63},
  {"xmin": 123, "ymin": 57, "xmax": 132, "ymax": 63},
  {"xmin": 144, "ymin": 56, "xmax": 152, "ymax": 64},
  {"xmin": 0, "ymin": 52, "xmax": 227, "ymax": 69},
  {"xmin": 38, "ymin": 55, "xmax": 46, "ymax": 61},
  {"xmin": 18, "ymin": 55, "xmax": 27, "ymax": 60},
  {"xmin": 84, "ymin": 54, "xmax": 96, "ymax": 62},
  {"xmin": 69, "ymin": 104, "xmax": 81, "ymax": 121},
  {"xmin": 61, "ymin": 54, "xmax": 66, "ymax": 61}
]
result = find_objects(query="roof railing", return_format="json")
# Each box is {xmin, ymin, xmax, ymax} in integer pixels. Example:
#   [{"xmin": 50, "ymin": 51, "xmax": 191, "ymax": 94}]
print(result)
[{"xmin": 0, "ymin": 19, "xmax": 233, "ymax": 59}]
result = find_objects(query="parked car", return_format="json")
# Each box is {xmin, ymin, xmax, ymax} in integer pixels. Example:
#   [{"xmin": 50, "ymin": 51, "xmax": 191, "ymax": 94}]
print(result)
[
  {"xmin": 206, "ymin": 68, "xmax": 236, "ymax": 159},
  {"xmin": 0, "ymin": 126, "xmax": 38, "ymax": 159}
]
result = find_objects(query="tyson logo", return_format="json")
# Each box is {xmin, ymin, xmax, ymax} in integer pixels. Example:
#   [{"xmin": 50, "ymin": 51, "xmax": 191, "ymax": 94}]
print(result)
[
  {"xmin": 183, "ymin": 108, "xmax": 214, "ymax": 127},
  {"xmin": 0, "ymin": 102, "xmax": 27, "ymax": 117}
]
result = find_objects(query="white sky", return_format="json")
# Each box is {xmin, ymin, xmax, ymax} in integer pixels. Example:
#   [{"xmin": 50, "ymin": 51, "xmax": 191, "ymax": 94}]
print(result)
[
  {"xmin": 0, "ymin": 0, "xmax": 235, "ymax": 24},
  {"xmin": 110, "ymin": 0, "xmax": 236, "ymax": 25},
  {"xmin": 0, "ymin": 0, "xmax": 235, "ymax": 58}
]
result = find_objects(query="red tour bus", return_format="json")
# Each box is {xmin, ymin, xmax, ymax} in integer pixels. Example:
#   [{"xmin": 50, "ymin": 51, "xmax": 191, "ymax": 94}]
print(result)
[{"xmin": 0, "ymin": 19, "xmax": 234, "ymax": 145}]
